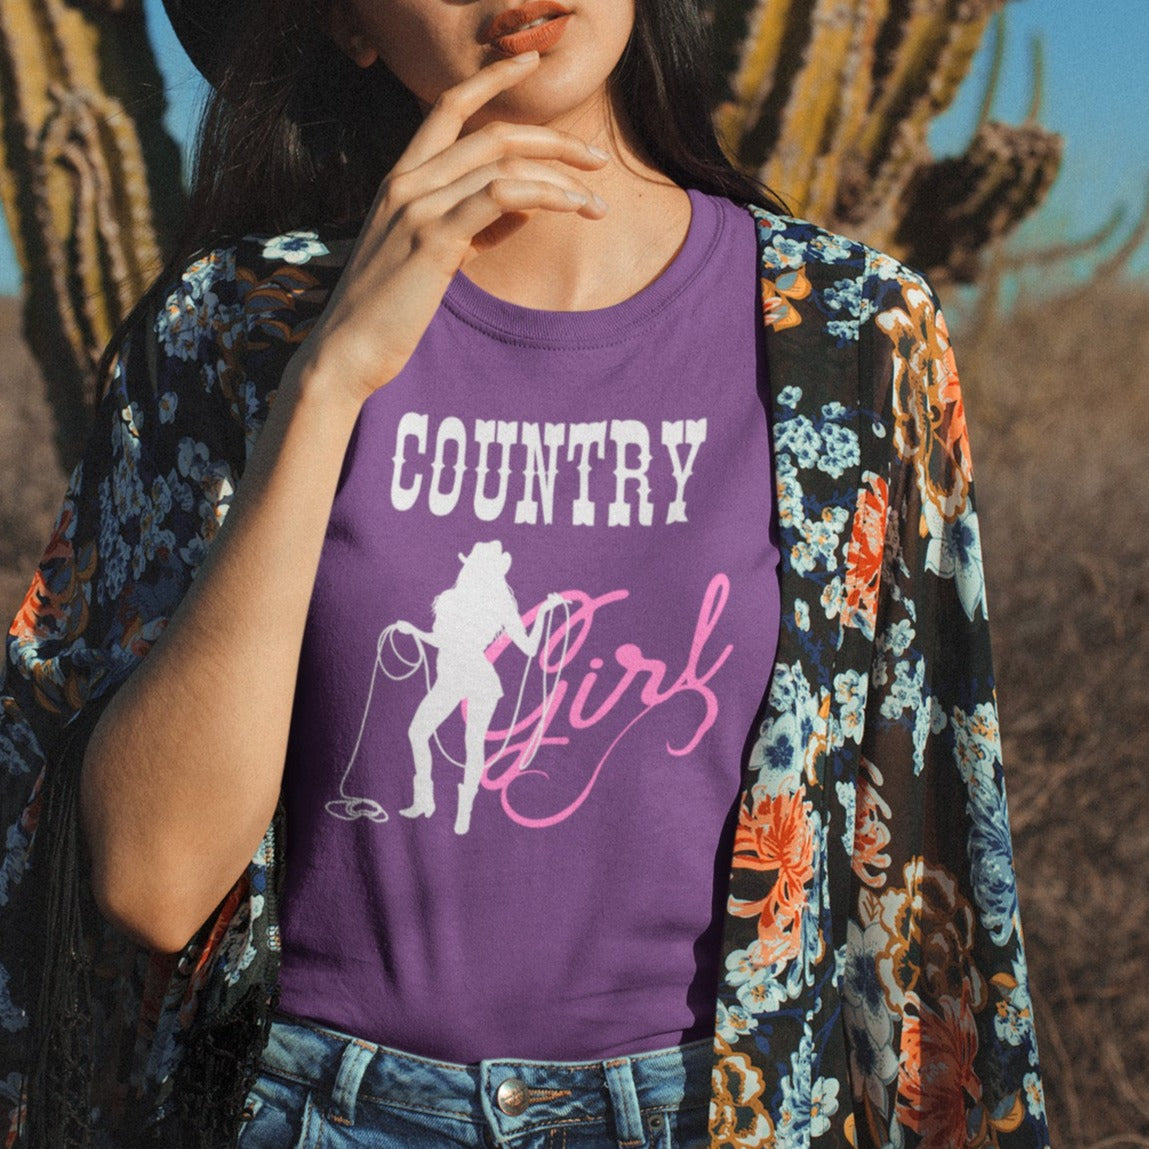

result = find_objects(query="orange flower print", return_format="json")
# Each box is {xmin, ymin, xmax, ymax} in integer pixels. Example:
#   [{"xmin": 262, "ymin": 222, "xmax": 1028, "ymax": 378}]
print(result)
[
  {"xmin": 711, "ymin": 1039, "xmax": 777, "ymax": 1148},
  {"xmin": 731, "ymin": 786, "xmax": 816, "ymax": 963},
  {"xmin": 8, "ymin": 505, "xmax": 80, "ymax": 643},
  {"xmin": 842, "ymin": 472, "xmax": 889, "ymax": 640},
  {"xmin": 851, "ymin": 758, "xmax": 892, "ymax": 889},
  {"xmin": 762, "ymin": 266, "xmax": 812, "ymax": 331},
  {"xmin": 896, "ymin": 1001, "xmax": 923, "ymax": 1128},
  {"xmin": 896, "ymin": 990, "xmax": 982, "ymax": 1149},
  {"xmin": 869, "ymin": 859, "xmax": 987, "ymax": 1018},
  {"xmin": 876, "ymin": 283, "xmax": 972, "ymax": 525}
]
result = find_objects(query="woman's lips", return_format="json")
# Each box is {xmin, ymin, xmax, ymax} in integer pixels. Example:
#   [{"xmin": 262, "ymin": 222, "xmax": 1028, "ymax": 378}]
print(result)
[{"xmin": 483, "ymin": 2, "xmax": 572, "ymax": 55}]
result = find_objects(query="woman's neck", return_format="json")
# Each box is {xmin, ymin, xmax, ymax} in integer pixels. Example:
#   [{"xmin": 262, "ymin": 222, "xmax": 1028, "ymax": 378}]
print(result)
[{"xmin": 459, "ymin": 101, "xmax": 692, "ymax": 312}]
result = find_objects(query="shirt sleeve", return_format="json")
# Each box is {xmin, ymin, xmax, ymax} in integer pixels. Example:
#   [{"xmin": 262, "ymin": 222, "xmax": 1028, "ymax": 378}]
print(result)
[
  {"xmin": 0, "ymin": 245, "xmax": 251, "ymax": 1139},
  {"xmin": 850, "ymin": 269, "xmax": 1048, "ymax": 1147},
  {"xmin": 709, "ymin": 232, "xmax": 1049, "ymax": 1149}
]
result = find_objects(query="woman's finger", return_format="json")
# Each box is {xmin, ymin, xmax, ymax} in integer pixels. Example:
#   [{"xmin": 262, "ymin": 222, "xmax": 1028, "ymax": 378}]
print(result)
[
  {"xmin": 393, "ymin": 51, "xmax": 543, "ymax": 173},
  {"xmin": 435, "ymin": 178, "xmax": 600, "ymax": 249},
  {"xmin": 390, "ymin": 120, "xmax": 609, "ymax": 208},
  {"xmin": 408, "ymin": 156, "xmax": 608, "ymax": 221}
]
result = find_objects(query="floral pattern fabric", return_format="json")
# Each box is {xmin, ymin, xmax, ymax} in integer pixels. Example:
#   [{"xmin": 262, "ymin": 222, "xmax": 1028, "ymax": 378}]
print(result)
[{"xmin": 0, "ymin": 209, "xmax": 1048, "ymax": 1149}]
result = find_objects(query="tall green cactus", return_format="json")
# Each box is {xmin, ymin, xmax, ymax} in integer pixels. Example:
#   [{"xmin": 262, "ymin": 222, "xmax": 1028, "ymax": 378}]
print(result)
[{"xmin": 710, "ymin": 0, "xmax": 1062, "ymax": 280}]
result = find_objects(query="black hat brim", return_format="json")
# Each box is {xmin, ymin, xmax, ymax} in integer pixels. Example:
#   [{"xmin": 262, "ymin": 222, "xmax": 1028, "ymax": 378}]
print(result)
[{"xmin": 161, "ymin": 0, "xmax": 236, "ymax": 86}]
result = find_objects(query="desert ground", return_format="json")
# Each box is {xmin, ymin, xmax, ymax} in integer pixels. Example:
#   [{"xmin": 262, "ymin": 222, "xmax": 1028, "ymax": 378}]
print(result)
[{"xmin": 1, "ymin": 280, "xmax": 1146, "ymax": 1146}]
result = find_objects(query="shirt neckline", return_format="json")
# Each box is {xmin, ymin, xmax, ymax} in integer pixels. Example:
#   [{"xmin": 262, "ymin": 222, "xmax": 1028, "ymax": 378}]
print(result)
[{"xmin": 440, "ymin": 187, "xmax": 724, "ymax": 349}]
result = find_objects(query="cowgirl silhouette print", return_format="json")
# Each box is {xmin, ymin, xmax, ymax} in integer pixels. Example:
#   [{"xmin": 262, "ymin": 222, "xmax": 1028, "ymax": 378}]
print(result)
[{"xmin": 326, "ymin": 540, "xmax": 566, "ymax": 835}]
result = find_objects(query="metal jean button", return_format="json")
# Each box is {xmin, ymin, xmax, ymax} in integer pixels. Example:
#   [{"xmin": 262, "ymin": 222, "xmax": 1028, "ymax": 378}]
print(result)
[{"xmin": 496, "ymin": 1077, "xmax": 530, "ymax": 1116}]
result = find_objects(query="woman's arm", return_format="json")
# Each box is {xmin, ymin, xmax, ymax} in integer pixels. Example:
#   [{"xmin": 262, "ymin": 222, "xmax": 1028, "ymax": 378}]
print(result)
[
  {"xmin": 81, "ymin": 362, "xmax": 358, "ymax": 953},
  {"xmin": 81, "ymin": 52, "xmax": 609, "ymax": 952}
]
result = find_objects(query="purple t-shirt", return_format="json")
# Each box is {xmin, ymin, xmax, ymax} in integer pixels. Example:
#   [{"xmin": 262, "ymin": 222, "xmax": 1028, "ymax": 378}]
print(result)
[{"xmin": 277, "ymin": 188, "xmax": 781, "ymax": 1061}]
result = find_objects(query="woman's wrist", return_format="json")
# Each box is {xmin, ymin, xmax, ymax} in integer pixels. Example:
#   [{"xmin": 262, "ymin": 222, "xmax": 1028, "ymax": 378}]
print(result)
[{"xmin": 276, "ymin": 350, "xmax": 372, "ymax": 435}]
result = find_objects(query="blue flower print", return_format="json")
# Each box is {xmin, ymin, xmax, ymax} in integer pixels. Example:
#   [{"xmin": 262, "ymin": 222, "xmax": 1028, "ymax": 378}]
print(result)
[
  {"xmin": 817, "ymin": 422, "xmax": 860, "ymax": 479},
  {"xmin": 0, "ymin": 816, "xmax": 33, "ymax": 908},
  {"xmin": 763, "ymin": 236, "xmax": 807, "ymax": 270},
  {"xmin": 725, "ymin": 945, "xmax": 791, "ymax": 1015},
  {"xmin": 751, "ymin": 662, "xmax": 822, "ymax": 795},
  {"xmin": 877, "ymin": 618, "xmax": 915, "ymax": 657},
  {"xmin": 715, "ymin": 999, "xmax": 760, "ymax": 1043},
  {"xmin": 833, "ymin": 669, "xmax": 867, "ymax": 745},
  {"xmin": 0, "ymin": 715, "xmax": 39, "ymax": 780},
  {"xmin": 922, "ymin": 500, "xmax": 986, "ymax": 621},
  {"xmin": 879, "ymin": 657, "xmax": 923, "ymax": 722},
  {"xmin": 0, "ymin": 961, "xmax": 26, "ymax": 1033},
  {"xmin": 156, "ymin": 249, "xmax": 239, "ymax": 363},
  {"xmin": 775, "ymin": 414, "xmax": 822, "ymax": 471},
  {"xmin": 777, "ymin": 385, "xmax": 803, "ymax": 410},
  {"xmin": 835, "ymin": 779, "xmax": 856, "ymax": 855},
  {"xmin": 951, "ymin": 702, "xmax": 1001, "ymax": 802},
  {"xmin": 1023, "ymin": 1073, "xmax": 1045, "ymax": 1119},
  {"xmin": 994, "ymin": 954, "xmax": 1037, "ymax": 1057},
  {"xmin": 808, "ymin": 233, "xmax": 855, "ymax": 264},
  {"xmin": 260, "ymin": 230, "xmax": 330, "ymax": 265},
  {"xmin": 776, "ymin": 1025, "xmax": 840, "ymax": 1148},
  {"xmin": 794, "ymin": 599, "xmax": 811, "ymax": 631},
  {"xmin": 968, "ymin": 778, "xmax": 1019, "ymax": 947},
  {"xmin": 821, "ymin": 278, "xmax": 877, "ymax": 342},
  {"xmin": 842, "ymin": 921, "xmax": 899, "ymax": 1116},
  {"xmin": 824, "ymin": 278, "xmax": 861, "ymax": 314},
  {"xmin": 866, "ymin": 248, "xmax": 912, "ymax": 282}
]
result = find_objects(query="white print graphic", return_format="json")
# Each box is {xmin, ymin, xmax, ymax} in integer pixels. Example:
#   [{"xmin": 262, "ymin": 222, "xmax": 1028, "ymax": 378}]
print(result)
[
  {"xmin": 327, "ymin": 553, "xmax": 734, "ymax": 836},
  {"xmin": 326, "ymin": 541, "xmax": 567, "ymax": 835},
  {"xmin": 390, "ymin": 413, "xmax": 708, "ymax": 527}
]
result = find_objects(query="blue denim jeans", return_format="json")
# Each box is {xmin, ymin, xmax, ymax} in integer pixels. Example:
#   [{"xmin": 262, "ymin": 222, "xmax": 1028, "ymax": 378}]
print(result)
[{"xmin": 237, "ymin": 1014, "xmax": 713, "ymax": 1148}]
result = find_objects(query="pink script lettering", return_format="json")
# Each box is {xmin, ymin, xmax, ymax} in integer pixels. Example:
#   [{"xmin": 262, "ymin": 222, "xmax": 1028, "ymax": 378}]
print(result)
[{"xmin": 479, "ymin": 573, "xmax": 733, "ymax": 828}]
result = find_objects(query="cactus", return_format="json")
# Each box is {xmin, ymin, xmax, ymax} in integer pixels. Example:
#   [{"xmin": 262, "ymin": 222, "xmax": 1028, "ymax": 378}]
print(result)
[
  {"xmin": 0, "ymin": 0, "xmax": 184, "ymax": 465},
  {"xmin": 2, "ymin": 0, "xmax": 1060, "ymax": 463},
  {"xmin": 710, "ymin": 0, "xmax": 1062, "ymax": 282}
]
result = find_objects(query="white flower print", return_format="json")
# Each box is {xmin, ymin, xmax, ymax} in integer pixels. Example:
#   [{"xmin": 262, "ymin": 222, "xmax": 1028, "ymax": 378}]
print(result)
[
  {"xmin": 922, "ymin": 500, "xmax": 987, "ymax": 621},
  {"xmin": 794, "ymin": 599, "xmax": 811, "ymax": 631},
  {"xmin": 715, "ymin": 999, "xmax": 760, "ymax": 1042},
  {"xmin": 261, "ymin": 230, "xmax": 330, "ymax": 265}
]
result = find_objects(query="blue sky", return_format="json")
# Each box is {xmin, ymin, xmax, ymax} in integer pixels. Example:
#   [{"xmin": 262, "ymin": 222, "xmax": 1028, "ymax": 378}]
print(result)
[{"xmin": 1, "ymin": 0, "xmax": 1146, "ymax": 293}]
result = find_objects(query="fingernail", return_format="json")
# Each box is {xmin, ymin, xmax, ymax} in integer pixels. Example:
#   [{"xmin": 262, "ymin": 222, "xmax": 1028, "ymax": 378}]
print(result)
[
  {"xmin": 588, "ymin": 145, "xmax": 610, "ymax": 161},
  {"xmin": 565, "ymin": 190, "xmax": 589, "ymax": 205},
  {"xmin": 592, "ymin": 194, "xmax": 608, "ymax": 211},
  {"xmin": 511, "ymin": 50, "xmax": 539, "ymax": 64}
]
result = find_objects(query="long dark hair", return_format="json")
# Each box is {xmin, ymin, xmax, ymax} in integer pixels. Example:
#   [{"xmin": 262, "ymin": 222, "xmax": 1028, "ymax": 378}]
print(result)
[{"xmin": 97, "ymin": 0, "xmax": 785, "ymax": 392}]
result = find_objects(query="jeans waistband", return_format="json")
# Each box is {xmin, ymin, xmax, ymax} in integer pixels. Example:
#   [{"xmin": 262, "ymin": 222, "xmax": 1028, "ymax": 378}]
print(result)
[{"xmin": 259, "ymin": 1014, "xmax": 713, "ymax": 1146}]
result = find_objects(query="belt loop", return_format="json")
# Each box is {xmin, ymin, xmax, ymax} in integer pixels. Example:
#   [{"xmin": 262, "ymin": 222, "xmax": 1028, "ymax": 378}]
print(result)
[
  {"xmin": 330, "ymin": 1039, "xmax": 376, "ymax": 1126},
  {"xmin": 603, "ymin": 1058, "xmax": 646, "ymax": 1148}
]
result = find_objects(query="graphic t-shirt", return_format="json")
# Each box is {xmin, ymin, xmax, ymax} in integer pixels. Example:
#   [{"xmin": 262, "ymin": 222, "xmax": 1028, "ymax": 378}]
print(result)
[{"xmin": 277, "ymin": 188, "xmax": 782, "ymax": 1062}]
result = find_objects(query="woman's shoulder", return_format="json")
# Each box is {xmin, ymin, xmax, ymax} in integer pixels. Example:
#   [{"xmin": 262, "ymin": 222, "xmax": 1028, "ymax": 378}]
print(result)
[
  {"xmin": 142, "ymin": 228, "xmax": 352, "ymax": 398},
  {"xmin": 737, "ymin": 202, "xmax": 943, "ymax": 348},
  {"xmin": 744, "ymin": 203, "xmax": 934, "ymax": 298},
  {"xmin": 157, "ymin": 229, "xmax": 349, "ymax": 339}
]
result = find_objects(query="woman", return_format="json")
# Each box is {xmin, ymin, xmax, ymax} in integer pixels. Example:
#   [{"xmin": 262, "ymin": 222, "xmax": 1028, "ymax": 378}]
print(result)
[{"xmin": 0, "ymin": 1, "xmax": 1048, "ymax": 1146}]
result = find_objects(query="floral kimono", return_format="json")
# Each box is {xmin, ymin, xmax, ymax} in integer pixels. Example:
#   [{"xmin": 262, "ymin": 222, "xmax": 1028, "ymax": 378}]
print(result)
[{"xmin": 0, "ymin": 206, "xmax": 1049, "ymax": 1149}]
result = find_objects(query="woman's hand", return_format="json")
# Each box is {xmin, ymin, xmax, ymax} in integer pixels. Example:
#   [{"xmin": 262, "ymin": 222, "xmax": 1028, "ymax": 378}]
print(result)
[
  {"xmin": 82, "ymin": 52, "xmax": 609, "ymax": 953},
  {"xmin": 291, "ymin": 51, "xmax": 609, "ymax": 408}
]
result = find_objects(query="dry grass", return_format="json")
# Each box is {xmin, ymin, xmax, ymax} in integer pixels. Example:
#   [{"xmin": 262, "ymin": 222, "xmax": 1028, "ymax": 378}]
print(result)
[
  {"xmin": 959, "ymin": 280, "xmax": 1149, "ymax": 1149},
  {"xmin": 1, "ymin": 282, "xmax": 1147, "ymax": 1146},
  {"xmin": 0, "ymin": 298, "xmax": 67, "ymax": 621}
]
